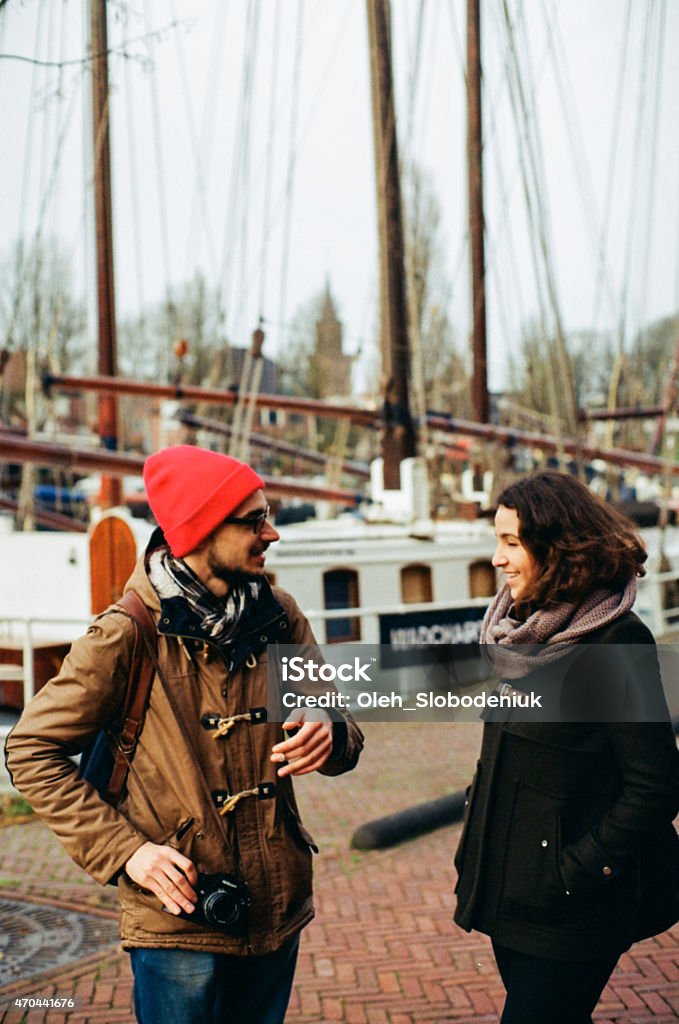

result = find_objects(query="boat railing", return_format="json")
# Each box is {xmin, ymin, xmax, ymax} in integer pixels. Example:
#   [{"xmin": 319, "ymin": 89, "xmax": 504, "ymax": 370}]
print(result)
[
  {"xmin": 304, "ymin": 597, "xmax": 491, "ymax": 645},
  {"xmin": 1, "ymin": 563, "xmax": 679, "ymax": 718},
  {"xmin": 0, "ymin": 616, "xmax": 90, "ymax": 710}
]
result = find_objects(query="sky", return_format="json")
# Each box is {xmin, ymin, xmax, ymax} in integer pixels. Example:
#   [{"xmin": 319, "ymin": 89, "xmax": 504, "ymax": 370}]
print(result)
[{"xmin": 1, "ymin": 0, "xmax": 678, "ymax": 394}]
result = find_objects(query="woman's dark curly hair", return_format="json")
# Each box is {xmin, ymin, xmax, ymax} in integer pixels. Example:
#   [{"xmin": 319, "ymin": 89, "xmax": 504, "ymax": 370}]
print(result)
[{"xmin": 497, "ymin": 471, "xmax": 647, "ymax": 612}]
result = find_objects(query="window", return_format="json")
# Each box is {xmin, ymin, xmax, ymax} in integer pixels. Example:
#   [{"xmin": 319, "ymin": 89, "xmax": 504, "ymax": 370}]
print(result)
[
  {"xmin": 323, "ymin": 568, "xmax": 361, "ymax": 642},
  {"xmin": 469, "ymin": 560, "xmax": 496, "ymax": 598},
  {"xmin": 400, "ymin": 564, "xmax": 433, "ymax": 604}
]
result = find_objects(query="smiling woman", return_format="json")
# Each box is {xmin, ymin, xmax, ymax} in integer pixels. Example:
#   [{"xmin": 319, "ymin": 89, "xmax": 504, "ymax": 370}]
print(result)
[
  {"xmin": 491, "ymin": 506, "xmax": 536, "ymax": 602},
  {"xmin": 453, "ymin": 471, "xmax": 679, "ymax": 1024},
  {"xmin": 491, "ymin": 472, "xmax": 647, "ymax": 616}
]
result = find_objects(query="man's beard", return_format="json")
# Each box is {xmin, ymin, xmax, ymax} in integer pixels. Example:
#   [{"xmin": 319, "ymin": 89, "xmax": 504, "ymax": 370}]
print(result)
[
  {"xmin": 206, "ymin": 545, "xmax": 264, "ymax": 589},
  {"xmin": 209, "ymin": 564, "xmax": 262, "ymax": 588}
]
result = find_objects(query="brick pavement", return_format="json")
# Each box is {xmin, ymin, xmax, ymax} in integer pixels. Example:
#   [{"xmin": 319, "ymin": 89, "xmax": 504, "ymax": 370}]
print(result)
[{"xmin": 0, "ymin": 722, "xmax": 677, "ymax": 1023}]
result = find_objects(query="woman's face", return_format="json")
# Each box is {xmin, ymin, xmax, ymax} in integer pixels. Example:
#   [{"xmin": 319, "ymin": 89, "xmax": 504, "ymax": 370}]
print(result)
[{"xmin": 492, "ymin": 505, "xmax": 537, "ymax": 601}]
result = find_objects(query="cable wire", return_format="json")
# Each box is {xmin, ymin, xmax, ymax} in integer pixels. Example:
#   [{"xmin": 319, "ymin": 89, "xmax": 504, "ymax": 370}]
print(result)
[
  {"xmin": 635, "ymin": 0, "xmax": 666, "ymax": 346},
  {"xmin": 143, "ymin": 0, "xmax": 176, "ymax": 379},
  {"xmin": 258, "ymin": 0, "xmax": 282, "ymax": 317},
  {"xmin": 591, "ymin": 0, "xmax": 632, "ymax": 339},
  {"xmin": 619, "ymin": 2, "xmax": 654, "ymax": 350},
  {"xmin": 274, "ymin": 0, "xmax": 305, "ymax": 356}
]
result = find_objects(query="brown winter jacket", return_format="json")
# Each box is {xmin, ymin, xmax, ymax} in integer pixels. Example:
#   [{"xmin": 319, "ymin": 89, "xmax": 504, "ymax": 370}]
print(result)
[{"xmin": 5, "ymin": 551, "xmax": 364, "ymax": 955}]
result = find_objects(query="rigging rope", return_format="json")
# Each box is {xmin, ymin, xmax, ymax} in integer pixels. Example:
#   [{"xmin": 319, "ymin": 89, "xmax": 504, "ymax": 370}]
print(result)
[
  {"xmin": 169, "ymin": 0, "xmax": 219, "ymax": 291},
  {"xmin": 44, "ymin": 0, "xmax": 71, "ymax": 375},
  {"xmin": 218, "ymin": 0, "xmax": 262, "ymax": 346},
  {"xmin": 38, "ymin": 0, "xmax": 58, "ymax": 245},
  {"xmin": 184, "ymin": 0, "xmax": 230, "ymax": 292},
  {"xmin": 275, "ymin": 0, "xmax": 305, "ymax": 357},
  {"xmin": 591, "ymin": 0, "xmax": 632, "ymax": 339},
  {"xmin": 258, "ymin": 0, "xmax": 282, "ymax": 318},
  {"xmin": 404, "ymin": 0, "xmax": 427, "ymax": 152},
  {"xmin": 499, "ymin": 0, "xmax": 565, "ymax": 434},
  {"xmin": 143, "ymin": 0, "xmax": 177, "ymax": 380},
  {"xmin": 480, "ymin": 0, "xmax": 546, "ymax": 383},
  {"xmin": 502, "ymin": 0, "xmax": 578, "ymax": 436},
  {"xmin": 5, "ymin": 4, "xmax": 44, "ymax": 353},
  {"xmin": 406, "ymin": 0, "xmax": 440, "ymax": 166},
  {"xmin": 548, "ymin": 11, "xmax": 618, "ymax": 331},
  {"xmin": 229, "ymin": 0, "xmax": 262, "ymax": 347},
  {"xmin": 0, "ymin": 20, "xmax": 184, "ymax": 69},
  {"xmin": 619, "ymin": 2, "xmax": 655, "ymax": 350},
  {"xmin": 401, "ymin": 2, "xmax": 429, "ymax": 450},
  {"xmin": 123, "ymin": 4, "xmax": 147, "ymax": 338},
  {"xmin": 233, "ymin": 0, "xmax": 353, "ymax": 343},
  {"xmin": 636, "ymin": 0, "xmax": 666, "ymax": 348}
]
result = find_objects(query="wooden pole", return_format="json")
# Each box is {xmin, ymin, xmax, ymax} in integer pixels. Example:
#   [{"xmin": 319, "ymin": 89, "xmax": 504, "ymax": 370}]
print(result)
[
  {"xmin": 366, "ymin": 0, "xmax": 416, "ymax": 488},
  {"xmin": 90, "ymin": 0, "xmax": 121, "ymax": 507},
  {"xmin": 467, "ymin": 0, "xmax": 488, "ymax": 423}
]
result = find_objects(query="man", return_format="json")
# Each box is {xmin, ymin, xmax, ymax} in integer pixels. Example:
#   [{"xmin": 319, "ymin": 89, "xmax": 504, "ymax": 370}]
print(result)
[{"xmin": 6, "ymin": 445, "xmax": 363, "ymax": 1024}]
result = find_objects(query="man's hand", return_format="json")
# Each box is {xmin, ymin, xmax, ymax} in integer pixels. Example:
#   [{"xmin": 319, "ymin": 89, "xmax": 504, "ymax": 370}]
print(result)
[
  {"xmin": 125, "ymin": 842, "xmax": 198, "ymax": 916},
  {"xmin": 270, "ymin": 710, "xmax": 333, "ymax": 777}
]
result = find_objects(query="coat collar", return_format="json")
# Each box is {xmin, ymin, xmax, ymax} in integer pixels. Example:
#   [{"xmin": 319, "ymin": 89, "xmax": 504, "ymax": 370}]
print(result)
[{"xmin": 125, "ymin": 527, "xmax": 289, "ymax": 672}]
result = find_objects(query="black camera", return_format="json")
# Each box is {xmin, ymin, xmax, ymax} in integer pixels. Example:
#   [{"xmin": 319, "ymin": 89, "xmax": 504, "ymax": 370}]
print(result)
[{"xmin": 178, "ymin": 871, "xmax": 252, "ymax": 937}]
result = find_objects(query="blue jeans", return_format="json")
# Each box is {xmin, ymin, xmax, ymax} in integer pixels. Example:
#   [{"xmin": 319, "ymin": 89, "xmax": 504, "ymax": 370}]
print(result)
[{"xmin": 129, "ymin": 935, "xmax": 299, "ymax": 1024}]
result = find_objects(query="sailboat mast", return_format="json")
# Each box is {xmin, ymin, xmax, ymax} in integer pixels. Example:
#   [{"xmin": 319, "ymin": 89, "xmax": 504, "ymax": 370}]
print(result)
[
  {"xmin": 366, "ymin": 0, "xmax": 416, "ymax": 489},
  {"xmin": 467, "ymin": 0, "xmax": 489, "ymax": 424},
  {"xmin": 90, "ymin": 0, "xmax": 121, "ymax": 507}
]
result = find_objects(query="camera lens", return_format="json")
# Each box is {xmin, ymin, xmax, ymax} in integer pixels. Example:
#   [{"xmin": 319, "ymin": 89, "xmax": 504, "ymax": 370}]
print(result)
[{"xmin": 203, "ymin": 888, "xmax": 240, "ymax": 927}]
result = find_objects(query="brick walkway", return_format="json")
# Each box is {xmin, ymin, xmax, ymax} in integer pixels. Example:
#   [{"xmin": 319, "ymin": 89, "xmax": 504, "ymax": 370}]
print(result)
[{"xmin": 0, "ymin": 722, "xmax": 677, "ymax": 1023}]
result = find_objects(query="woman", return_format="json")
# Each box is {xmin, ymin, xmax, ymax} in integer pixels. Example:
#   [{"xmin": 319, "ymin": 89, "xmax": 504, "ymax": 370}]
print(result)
[{"xmin": 454, "ymin": 471, "xmax": 679, "ymax": 1024}]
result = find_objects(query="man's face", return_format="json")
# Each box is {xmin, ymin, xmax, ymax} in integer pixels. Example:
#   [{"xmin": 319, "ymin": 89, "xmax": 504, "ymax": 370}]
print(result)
[{"xmin": 185, "ymin": 489, "xmax": 280, "ymax": 596}]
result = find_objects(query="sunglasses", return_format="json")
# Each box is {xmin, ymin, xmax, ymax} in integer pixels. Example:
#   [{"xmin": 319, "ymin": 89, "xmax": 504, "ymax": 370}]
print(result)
[{"xmin": 221, "ymin": 504, "xmax": 271, "ymax": 534}]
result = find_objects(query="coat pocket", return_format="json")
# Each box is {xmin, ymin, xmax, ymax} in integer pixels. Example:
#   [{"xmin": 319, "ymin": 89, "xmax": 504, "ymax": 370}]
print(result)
[
  {"xmin": 281, "ymin": 793, "xmax": 318, "ymax": 853},
  {"xmin": 454, "ymin": 761, "xmax": 482, "ymax": 880},
  {"xmin": 497, "ymin": 781, "xmax": 571, "ymax": 926}
]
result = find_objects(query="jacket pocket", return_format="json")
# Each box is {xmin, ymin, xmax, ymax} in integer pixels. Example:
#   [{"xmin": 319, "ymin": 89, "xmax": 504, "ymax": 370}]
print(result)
[
  {"xmin": 454, "ymin": 761, "xmax": 482, "ymax": 881},
  {"xmin": 271, "ymin": 792, "xmax": 316, "ymax": 923},
  {"xmin": 281, "ymin": 793, "xmax": 318, "ymax": 853},
  {"xmin": 497, "ymin": 781, "xmax": 571, "ymax": 926}
]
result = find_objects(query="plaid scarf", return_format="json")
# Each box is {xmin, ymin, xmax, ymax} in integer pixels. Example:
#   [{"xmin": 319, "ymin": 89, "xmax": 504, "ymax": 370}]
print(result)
[
  {"xmin": 149, "ymin": 548, "xmax": 261, "ymax": 648},
  {"xmin": 479, "ymin": 577, "xmax": 637, "ymax": 680}
]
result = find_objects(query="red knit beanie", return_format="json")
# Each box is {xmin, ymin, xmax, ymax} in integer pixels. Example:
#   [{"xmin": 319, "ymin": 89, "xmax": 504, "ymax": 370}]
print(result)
[{"xmin": 143, "ymin": 445, "xmax": 264, "ymax": 556}]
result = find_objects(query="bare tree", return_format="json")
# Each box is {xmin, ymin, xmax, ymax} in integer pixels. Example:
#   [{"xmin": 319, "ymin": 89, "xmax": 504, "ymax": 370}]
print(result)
[
  {"xmin": 0, "ymin": 237, "xmax": 86, "ymax": 373},
  {"xmin": 0, "ymin": 237, "xmax": 86, "ymax": 427},
  {"xmin": 403, "ymin": 164, "xmax": 469, "ymax": 415},
  {"xmin": 118, "ymin": 271, "xmax": 225, "ymax": 384},
  {"xmin": 278, "ymin": 290, "xmax": 328, "ymax": 400}
]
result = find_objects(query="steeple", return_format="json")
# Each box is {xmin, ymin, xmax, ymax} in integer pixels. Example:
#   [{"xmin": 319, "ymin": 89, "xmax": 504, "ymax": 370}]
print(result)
[{"xmin": 314, "ymin": 280, "xmax": 351, "ymax": 397}]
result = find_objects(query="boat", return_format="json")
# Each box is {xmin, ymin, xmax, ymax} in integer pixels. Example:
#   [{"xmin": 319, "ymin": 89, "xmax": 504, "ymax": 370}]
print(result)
[{"xmin": 2, "ymin": 1, "xmax": 679, "ymax": 773}]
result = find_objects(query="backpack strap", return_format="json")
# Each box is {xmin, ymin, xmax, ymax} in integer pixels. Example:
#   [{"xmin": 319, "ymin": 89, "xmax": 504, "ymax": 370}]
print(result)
[{"xmin": 105, "ymin": 591, "xmax": 158, "ymax": 804}]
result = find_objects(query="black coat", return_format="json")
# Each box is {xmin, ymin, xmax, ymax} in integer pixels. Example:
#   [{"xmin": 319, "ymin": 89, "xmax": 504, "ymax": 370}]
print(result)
[{"xmin": 454, "ymin": 611, "xmax": 679, "ymax": 961}]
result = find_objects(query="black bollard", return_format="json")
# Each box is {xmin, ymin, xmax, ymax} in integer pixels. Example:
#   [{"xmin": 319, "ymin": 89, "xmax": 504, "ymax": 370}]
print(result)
[{"xmin": 350, "ymin": 790, "xmax": 466, "ymax": 851}]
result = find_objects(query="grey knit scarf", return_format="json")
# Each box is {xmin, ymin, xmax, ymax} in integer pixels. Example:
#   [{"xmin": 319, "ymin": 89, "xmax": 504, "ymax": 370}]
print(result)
[{"xmin": 480, "ymin": 577, "xmax": 637, "ymax": 680}]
